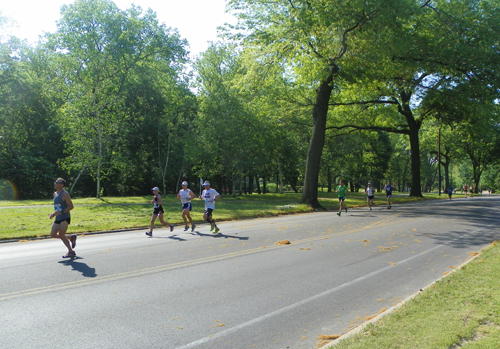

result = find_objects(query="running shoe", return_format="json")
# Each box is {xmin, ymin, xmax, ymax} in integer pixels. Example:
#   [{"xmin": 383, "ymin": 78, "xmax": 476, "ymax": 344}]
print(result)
[
  {"xmin": 337, "ymin": 212, "xmax": 341, "ymax": 216},
  {"xmin": 184, "ymin": 225, "xmax": 189, "ymax": 231},
  {"xmin": 145, "ymin": 231, "xmax": 152, "ymax": 237},
  {"xmin": 63, "ymin": 251, "xmax": 76, "ymax": 258},
  {"xmin": 70, "ymin": 234, "xmax": 77, "ymax": 248},
  {"xmin": 214, "ymin": 227, "xmax": 220, "ymax": 234},
  {"xmin": 345, "ymin": 207, "xmax": 347, "ymax": 213},
  {"xmin": 210, "ymin": 224, "xmax": 214, "ymax": 231},
  {"xmin": 191, "ymin": 224, "xmax": 196, "ymax": 232},
  {"xmin": 370, "ymin": 207, "xmax": 372, "ymax": 210},
  {"xmin": 170, "ymin": 225, "xmax": 174, "ymax": 232}
]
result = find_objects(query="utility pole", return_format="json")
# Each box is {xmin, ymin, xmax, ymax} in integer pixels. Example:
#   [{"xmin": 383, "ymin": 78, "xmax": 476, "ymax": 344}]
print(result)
[{"xmin": 438, "ymin": 128, "xmax": 441, "ymax": 196}]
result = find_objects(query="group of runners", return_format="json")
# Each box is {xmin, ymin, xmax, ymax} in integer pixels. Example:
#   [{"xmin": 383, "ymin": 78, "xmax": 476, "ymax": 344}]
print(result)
[
  {"xmin": 144, "ymin": 180, "xmax": 221, "ymax": 237},
  {"xmin": 49, "ymin": 177, "xmax": 475, "ymax": 257},
  {"xmin": 49, "ymin": 179, "xmax": 221, "ymax": 258},
  {"xmin": 335, "ymin": 180, "xmax": 394, "ymax": 216}
]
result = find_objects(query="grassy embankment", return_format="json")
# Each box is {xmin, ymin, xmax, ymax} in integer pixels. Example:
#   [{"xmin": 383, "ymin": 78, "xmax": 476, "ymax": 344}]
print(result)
[
  {"xmin": 327, "ymin": 240, "xmax": 500, "ymax": 349},
  {"xmin": 0, "ymin": 191, "xmax": 427, "ymax": 240}
]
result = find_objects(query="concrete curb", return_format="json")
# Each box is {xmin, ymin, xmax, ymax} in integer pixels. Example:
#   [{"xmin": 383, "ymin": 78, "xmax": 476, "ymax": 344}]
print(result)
[
  {"xmin": 318, "ymin": 250, "xmax": 484, "ymax": 348},
  {"xmin": 0, "ymin": 227, "xmax": 143, "ymax": 244}
]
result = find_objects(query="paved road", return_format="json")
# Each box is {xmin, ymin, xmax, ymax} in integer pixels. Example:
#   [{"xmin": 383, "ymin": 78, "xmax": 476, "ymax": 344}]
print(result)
[{"xmin": 1, "ymin": 196, "xmax": 499, "ymax": 349}]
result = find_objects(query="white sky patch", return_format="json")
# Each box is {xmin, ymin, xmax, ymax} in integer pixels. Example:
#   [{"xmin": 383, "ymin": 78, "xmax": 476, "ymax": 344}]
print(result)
[{"xmin": 0, "ymin": 0, "xmax": 236, "ymax": 58}]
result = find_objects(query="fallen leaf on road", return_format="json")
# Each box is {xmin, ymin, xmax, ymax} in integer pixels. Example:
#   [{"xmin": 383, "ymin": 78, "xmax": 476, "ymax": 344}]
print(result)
[
  {"xmin": 317, "ymin": 334, "xmax": 340, "ymax": 340},
  {"xmin": 275, "ymin": 240, "xmax": 291, "ymax": 245}
]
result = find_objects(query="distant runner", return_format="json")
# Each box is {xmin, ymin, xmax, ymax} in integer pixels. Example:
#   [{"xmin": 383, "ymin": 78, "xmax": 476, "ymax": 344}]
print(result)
[
  {"xmin": 177, "ymin": 181, "xmax": 196, "ymax": 232},
  {"xmin": 145, "ymin": 187, "xmax": 174, "ymax": 237},
  {"xmin": 364, "ymin": 182, "xmax": 375, "ymax": 210},
  {"xmin": 447, "ymin": 185, "xmax": 454, "ymax": 200},
  {"xmin": 199, "ymin": 181, "xmax": 221, "ymax": 234},
  {"xmin": 335, "ymin": 180, "xmax": 348, "ymax": 216},
  {"xmin": 383, "ymin": 180, "xmax": 393, "ymax": 209}
]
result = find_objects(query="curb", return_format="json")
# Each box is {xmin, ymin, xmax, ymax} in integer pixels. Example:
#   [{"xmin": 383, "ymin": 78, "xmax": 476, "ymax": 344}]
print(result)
[
  {"xmin": 318, "ymin": 250, "xmax": 484, "ymax": 348},
  {"xmin": 0, "ymin": 227, "xmax": 143, "ymax": 244}
]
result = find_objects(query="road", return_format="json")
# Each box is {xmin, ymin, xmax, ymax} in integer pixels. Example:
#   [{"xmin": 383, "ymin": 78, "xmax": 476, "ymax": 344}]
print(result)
[{"xmin": 1, "ymin": 196, "xmax": 499, "ymax": 349}]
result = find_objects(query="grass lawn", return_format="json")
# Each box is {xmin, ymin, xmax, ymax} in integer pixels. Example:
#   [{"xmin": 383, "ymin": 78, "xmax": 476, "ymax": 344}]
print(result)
[{"xmin": 0, "ymin": 191, "xmax": 432, "ymax": 240}]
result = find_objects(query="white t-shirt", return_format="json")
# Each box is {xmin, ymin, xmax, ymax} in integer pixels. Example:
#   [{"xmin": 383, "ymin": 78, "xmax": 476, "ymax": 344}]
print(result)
[
  {"xmin": 366, "ymin": 187, "xmax": 374, "ymax": 196},
  {"xmin": 202, "ymin": 188, "xmax": 220, "ymax": 210},
  {"xmin": 179, "ymin": 189, "xmax": 192, "ymax": 204}
]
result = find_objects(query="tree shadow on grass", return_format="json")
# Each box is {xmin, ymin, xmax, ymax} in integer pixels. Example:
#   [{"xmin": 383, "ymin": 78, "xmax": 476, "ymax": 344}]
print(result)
[{"xmin": 58, "ymin": 258, "xmax": 97, "ymax": 278}]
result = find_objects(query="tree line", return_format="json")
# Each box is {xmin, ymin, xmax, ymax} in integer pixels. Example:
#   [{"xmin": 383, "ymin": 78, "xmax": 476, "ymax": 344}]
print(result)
[{"xmin": 1, "ymin": 0, "xmax": 499, "ymax": 205}]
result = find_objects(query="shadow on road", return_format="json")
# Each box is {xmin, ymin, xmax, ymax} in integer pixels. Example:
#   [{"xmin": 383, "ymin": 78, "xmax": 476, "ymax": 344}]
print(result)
[
  {"xmin": 58, "ymin": 258, "xmax": 97, "ymax": 277},
  {"xmin": 390, "ymin": 197, "xmax": 500, "ymax": 248},
  {"xmin": 191, "ymin": 231, "xmax": 249, "ymax": 240}
]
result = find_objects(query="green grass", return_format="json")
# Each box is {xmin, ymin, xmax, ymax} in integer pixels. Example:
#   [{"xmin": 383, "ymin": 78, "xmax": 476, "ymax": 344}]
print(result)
[
  {"xmin": 330, "ymin": 242, "xmax": 500, "ymax": 349},
  {"xmin": 0, "ymin": 191, "xmax": 434, "ymax": 240}
]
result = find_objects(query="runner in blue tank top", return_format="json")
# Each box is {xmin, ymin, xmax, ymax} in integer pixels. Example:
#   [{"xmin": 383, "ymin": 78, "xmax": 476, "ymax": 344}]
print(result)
[{"xmin": 49, "ymin": 178, "xmax": 76, "ymax": 257}]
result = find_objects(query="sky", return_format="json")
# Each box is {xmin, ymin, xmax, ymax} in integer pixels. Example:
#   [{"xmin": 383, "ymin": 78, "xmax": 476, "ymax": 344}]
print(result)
[{"xmin": 0, "ymin": 0, "xmax": 236, "ymax": 58}]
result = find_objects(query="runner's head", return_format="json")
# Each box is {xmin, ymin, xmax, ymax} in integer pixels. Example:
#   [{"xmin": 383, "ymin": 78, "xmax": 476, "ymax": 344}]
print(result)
[
  {"xmin": 54, "ymin": 178, "xmax": 66, "ymax": 189},
  {"xmin": 182, "ymin": 181, "xmax": 188, "ymax": 187}
]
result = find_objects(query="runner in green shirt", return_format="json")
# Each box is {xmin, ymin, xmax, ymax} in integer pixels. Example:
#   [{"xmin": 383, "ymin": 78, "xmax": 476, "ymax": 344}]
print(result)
[{"xmin": 335, "ymin": 180, "xmax": 348, "ymax": 216}]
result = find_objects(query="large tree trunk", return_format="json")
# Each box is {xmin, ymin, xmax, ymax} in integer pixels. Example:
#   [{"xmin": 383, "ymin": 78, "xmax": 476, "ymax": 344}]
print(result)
[
  {"xmin": 301, "ymin": 70, "xmax": 334, "ymax": 209},
  {"xmin": 398, "ymin": 91, "xmax": 423, "ymax": 197}
]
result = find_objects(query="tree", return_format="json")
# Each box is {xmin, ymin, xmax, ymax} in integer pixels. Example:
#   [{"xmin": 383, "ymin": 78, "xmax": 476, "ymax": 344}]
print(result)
[
  {"xmin": 0, "ymin": 37, "xmax": 65, "ymax": 198},
  {"xmin": 50, "ymin": 0, "xmax": 188, "ymax": 197},
  {"xmin": 226, "ymin": 0, "xmax": 417, "ymax": 208}
]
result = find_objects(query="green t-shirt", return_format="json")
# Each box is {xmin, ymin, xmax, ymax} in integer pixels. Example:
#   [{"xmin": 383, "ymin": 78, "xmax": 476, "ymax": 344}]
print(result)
[{"xmin": 336, "ymin": 185, "xmax": 347, "ymax": 198}]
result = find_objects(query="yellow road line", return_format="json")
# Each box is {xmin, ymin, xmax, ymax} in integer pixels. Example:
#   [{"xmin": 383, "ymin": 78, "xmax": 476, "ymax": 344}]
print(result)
[{"xmin": 0, "ymin": 213, "xmax": 417, "ymax": 301}]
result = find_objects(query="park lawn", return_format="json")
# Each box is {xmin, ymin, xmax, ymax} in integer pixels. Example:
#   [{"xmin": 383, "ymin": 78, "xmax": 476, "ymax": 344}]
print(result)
[
  {"xmin": 0, "ymin": 191, "xmax": 435, "ymax": 240},
  {"xmin": 327, "ymin": 241, "xmax": 500, "ymax": 349}
]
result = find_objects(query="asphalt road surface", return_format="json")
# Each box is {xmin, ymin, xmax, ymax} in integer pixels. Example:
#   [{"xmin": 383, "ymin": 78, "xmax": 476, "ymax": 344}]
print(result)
[{"xmin": 1, "ymin": 195, "xmax": 499, "ymax": 349}]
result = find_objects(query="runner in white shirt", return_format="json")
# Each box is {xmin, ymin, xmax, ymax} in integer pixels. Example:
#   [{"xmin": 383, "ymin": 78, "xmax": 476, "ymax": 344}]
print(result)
[
  {"xmin": 199, "ymin": 181, "xmax": 221, "ymax": 234},
  {"xmin": 363, "ymin": 183, "xmax": 375, "ymax": 210},
  {"xmin": 177, "ymin": 181, "xmax": 196, "ymax": 232}
]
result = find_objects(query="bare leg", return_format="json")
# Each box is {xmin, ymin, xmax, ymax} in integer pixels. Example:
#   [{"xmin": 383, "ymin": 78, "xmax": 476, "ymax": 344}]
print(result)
[{"xmin": 51, "ymin": 221, "xmax": 73, "ymax": 253}]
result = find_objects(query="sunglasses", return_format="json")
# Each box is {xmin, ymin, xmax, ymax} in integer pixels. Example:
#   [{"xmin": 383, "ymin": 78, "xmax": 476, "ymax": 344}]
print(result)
[{"xmin": 55, "ymin": 181, "xmax": 64, "ymax": 184}]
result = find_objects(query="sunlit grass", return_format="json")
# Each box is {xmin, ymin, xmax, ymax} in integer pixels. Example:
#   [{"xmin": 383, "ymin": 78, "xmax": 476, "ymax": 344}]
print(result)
[{"xmin": 0, "ymin": 191, "xmax": 456, "ymax": 240}]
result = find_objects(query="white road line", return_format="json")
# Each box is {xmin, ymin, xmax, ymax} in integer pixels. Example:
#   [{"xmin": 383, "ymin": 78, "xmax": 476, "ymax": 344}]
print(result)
[{"xmin": 177, "ymin": 223, "xmax": 498, "ymax": 349}]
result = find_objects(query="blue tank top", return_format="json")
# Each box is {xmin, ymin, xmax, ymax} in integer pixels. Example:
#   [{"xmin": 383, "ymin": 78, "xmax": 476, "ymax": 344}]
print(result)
[{"xmin": 54, "ymin": 190, "xmax": 70, "ymax": 222}]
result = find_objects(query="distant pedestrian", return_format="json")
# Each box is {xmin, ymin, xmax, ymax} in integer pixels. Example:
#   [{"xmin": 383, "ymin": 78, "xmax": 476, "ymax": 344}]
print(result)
[
  {"xmin": 383, "ymin": 180, "xmax": 393, "ymax": 209},
  {"xmin": 177, "ymin": 181, "xmax": 196, "ymax": 232},
  {"xmin": 488, "ymin": 188, "xmax": 491, "ymax": 195},
  {"xmin": 199, "ymin": 181, "xmax": 221, "ymax": 234},
  {"xmin": 335, "ymin": 180, "xmax": 348, "ymax": 216},
  {"xmin": 49, "ymin": 178, "xmax": 77, "ymax": 258},
  {"xmin": 470, "ymin": 185, "xmax": 474, "ymax": 198},
  {"xmin": 363, "ymin": 183, "xmax": 375, "ymax": 210},
  {"xmin": 447, "ymin": 185, "xmax": 454, "ymax": 200},
  {"xmin": 145, "ymin": 187, "xmax": 173, "ymax": 237},
  {"xmin": 463, "ymin": 184, "xmax": 468, "ymax": 198}
]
